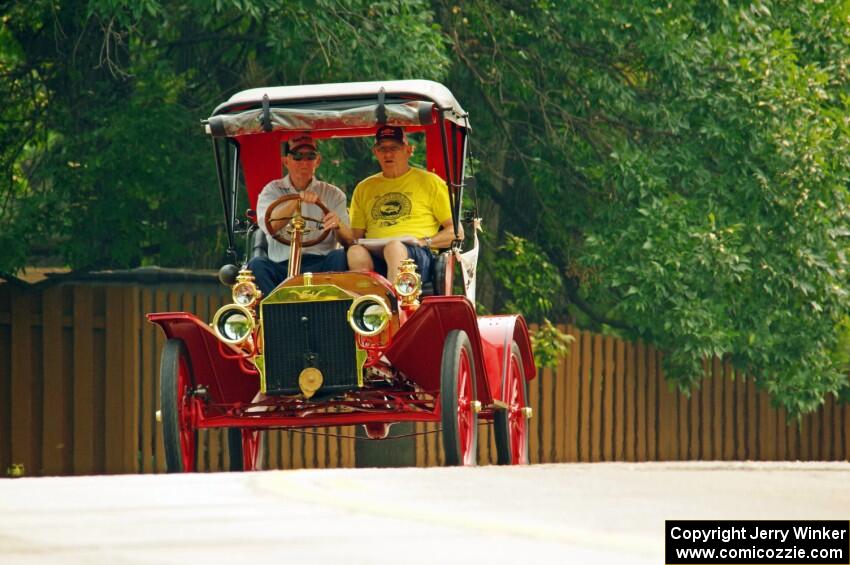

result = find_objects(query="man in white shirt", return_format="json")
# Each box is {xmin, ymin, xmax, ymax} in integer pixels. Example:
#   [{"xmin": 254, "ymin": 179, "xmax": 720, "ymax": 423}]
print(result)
[{"xmin": 249, "ymin": 134, "xmax": 354, "ymax": 295}]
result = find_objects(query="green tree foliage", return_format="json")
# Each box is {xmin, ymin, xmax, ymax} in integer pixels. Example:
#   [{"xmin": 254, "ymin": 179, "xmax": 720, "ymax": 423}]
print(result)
[
  {"xmin": 2, "ymin": 0, "xmax": 849, "ymax": 414},
  {"xmin": 492, "ymin": 234, "xmax": 574, "ymax": 368},
  {"xmin": 0, "ymin": 0, "xmax": 447, "ymax": 270},
  {"xmin": 439, "ymin": 1, "xmax": 850, "ymax": 414}
]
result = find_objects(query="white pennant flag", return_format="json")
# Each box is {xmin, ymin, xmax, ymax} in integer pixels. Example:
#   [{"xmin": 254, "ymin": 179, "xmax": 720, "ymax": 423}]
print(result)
[{"xmin": 454, "ymin": 218, "xmax": 482, "ymax": 303}]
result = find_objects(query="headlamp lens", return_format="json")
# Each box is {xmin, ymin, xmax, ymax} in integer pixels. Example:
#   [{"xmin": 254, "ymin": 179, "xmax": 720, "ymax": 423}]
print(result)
[
  {"xmin": 233, "ymin": 281, "xmax": 258, "ymax": 306},
  {"xmin": 394, "ymin": 272, "xmax": 419, "ymax": 296},
  {"xmin": 360, "ymin": 303, "xmax": 388, "ymax": 332},
  {"xmin": 212, "ymin": 304, "xmax": 255, "ymax": 344},
  {"xmin": 348, "ymin": 296, "xmax": 390, "ymax": 336},
  {"xmin": 222, "ymin": 311, "xmax": 251, "ymax": 341}
]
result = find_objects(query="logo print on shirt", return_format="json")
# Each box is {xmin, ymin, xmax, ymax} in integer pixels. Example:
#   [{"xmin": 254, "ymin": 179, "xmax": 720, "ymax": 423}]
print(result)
[{"xmin": 370, "ymin": 192, "xmax": 412, "ymax": 227}]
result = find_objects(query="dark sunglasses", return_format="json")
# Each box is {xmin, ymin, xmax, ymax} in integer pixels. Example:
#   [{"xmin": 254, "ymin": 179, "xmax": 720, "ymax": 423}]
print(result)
[{"xmin": 289, "ymin": 151, "xmax": 318, "ymax": 161}]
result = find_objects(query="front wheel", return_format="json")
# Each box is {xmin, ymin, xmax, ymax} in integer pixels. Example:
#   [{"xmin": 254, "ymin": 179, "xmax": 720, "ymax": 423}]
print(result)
[
  {"xmin": 160, "ymin": 339, "xmax": 197, "ymax": 472},
  {"xmin": 494, "ymin": 342, "xmax": 530, "ymax": 465},
  {"xmin": 440, "ymin": 330, "xmax": 478, "ymax": 466}
]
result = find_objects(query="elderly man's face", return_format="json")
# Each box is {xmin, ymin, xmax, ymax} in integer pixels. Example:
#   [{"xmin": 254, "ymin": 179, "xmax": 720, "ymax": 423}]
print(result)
[
  {"xmin": 372, "ymin": 140, "xmax": 413, "ymax": 177},
  {"xmin": 284, "ymin": 147, "xmax": 321, "ymax": 188}
]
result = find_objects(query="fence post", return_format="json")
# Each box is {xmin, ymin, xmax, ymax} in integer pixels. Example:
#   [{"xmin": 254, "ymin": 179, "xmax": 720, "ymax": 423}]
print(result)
[{"xmin": 10, "ymin": 289, "xmax": 35, "ymax": 477}]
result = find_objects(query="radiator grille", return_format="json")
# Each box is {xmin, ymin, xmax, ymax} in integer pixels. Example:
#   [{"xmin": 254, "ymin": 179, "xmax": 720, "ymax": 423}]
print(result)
[{"xmin": 262, "ymin": 299, "xmax": 358, "ymax": 395}]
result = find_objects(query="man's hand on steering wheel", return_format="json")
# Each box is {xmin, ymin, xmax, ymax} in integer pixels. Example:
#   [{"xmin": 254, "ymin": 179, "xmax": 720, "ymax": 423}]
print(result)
[
  {"xmin": 299, "ymin": 190, "xmax": 320, "ymax": 205},
  {"xmin": 321, "ymin": 210, "xmax": 342, "ymax": 232},
  {"xmin": 264, "ymin": 192, "xmax": 332, "ymax": 247}
]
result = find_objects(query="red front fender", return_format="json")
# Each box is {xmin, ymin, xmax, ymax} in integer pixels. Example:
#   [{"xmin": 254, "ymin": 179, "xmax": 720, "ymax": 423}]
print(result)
[
  {"xmin": 147, "ymin": 312, "xmax": 259, "ymax": 404},
  {"xmin": 384, "ymin": 296, "xmax": 494, "ymax": 405}
]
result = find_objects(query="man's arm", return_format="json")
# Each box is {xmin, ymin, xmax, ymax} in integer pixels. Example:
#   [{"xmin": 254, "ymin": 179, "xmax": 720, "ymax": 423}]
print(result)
[
  {"xmin": 417, "ymin": 174, "xmax": 461, "ymax": 249},
  {"xmin": 346, "ymin": 185, "xmax": 367, "ymax": 244},
  {"xmin": 419, "ymin": 218, "xmax": 463, "ymax": 249},
  {"xmin": 325, "ymin": 217, "xmax": 357, "ymax": 247},
  {"xmin": 255, "ymin": 182, "xmax": 281, "ymax": 236},
  {"xmin": 266, "ymin": 199, "xmax": 303, "ymax": 235},
  {"xmin": 322, "ymin": 187, "xmax": 357, "ymax": 246}
]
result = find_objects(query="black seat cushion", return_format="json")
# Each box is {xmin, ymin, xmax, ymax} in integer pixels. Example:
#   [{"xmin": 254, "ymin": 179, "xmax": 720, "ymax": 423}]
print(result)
[
  {"xmin": 251, "ymin": 227, "xmax": 269, "ymax": 259},
  {"xmin": 421, "ymin": 251, "xmax": 449, "ymax": 296}
]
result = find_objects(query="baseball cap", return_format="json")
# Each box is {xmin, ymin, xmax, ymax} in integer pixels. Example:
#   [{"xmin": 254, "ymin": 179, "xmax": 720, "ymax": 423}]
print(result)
[
  {"xmin": 285, "ymin": 134, "xmax": 317, "ymax": 154},
  {"xmin": 374, "ymin": 125, "xmax": 407, "ymax": 145}
]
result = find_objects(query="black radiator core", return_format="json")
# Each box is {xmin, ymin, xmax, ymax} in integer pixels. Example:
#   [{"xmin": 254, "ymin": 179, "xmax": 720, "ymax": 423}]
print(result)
[{"xmin": 262, "ymin": 299, "xmax": 358, "ymax": 395}]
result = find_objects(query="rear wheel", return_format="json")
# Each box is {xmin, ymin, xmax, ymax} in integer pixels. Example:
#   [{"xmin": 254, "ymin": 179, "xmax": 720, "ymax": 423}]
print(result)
[
  {"xmin": 440, "ymin": 330, "xmax": 478, "ymax": 466},
  {"xmin": 494, "ymin": 342, "xmax": 530, "ymax": 465},
  {"xmin": 160, "ymin": 339, "xmax": 197, "ymax": 473},
  {"xmin": 228, "ymin": 428, "xmax": 262, "ymax": 471}
]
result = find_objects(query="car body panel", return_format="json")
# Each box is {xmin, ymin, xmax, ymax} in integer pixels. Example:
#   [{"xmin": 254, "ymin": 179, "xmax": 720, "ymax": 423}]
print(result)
[
  {"xmin": 147, "ymin": 312, "xmax": 258, "ymax": 405},
  {"xmin": 477, "ymin": 315, "xmax": 536, "ymax": 403},
  {"xmin": 384, "ymin": 296, "xmax": 493, "ymax": 405}
]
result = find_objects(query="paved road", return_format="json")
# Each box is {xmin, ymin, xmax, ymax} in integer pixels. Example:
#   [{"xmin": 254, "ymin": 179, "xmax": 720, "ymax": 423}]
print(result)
[{"xmin": 1, "ymin": 462, "xmax": 848, "ymax": 564}]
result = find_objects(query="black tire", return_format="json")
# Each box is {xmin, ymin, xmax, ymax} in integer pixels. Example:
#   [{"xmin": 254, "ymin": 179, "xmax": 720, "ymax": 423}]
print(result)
[
  {"xmin": 494, "ymin": 341, "xmax": 530, "ymax": 465},
  {"xmin": 160, "ymin": 339, "xmax": 197, "ymax": 473},
  {"xmin": 440, "ymin": 329, "xmax": 478, "ymax": 466},
  {"xmin": 227, "ymin": 428, "xmax": 243, "ymax": 471}
]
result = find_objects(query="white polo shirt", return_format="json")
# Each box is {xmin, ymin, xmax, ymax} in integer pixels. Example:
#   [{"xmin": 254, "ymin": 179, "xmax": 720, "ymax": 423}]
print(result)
[{"xmin": 255, "ymin": 175, "xmax": 349, "ymax": 263}]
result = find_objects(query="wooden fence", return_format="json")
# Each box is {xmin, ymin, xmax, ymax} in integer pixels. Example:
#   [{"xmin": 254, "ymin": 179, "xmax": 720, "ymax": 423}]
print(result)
[{"xmin": 1, "ymin": 275, "xmax": 848, "ymax": 476}]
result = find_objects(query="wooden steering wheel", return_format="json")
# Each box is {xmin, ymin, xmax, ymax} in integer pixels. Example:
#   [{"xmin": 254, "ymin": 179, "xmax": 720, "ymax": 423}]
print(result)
[{"xmin": 264, "ymin": 193, "xmax": 331, "ymax": 247}]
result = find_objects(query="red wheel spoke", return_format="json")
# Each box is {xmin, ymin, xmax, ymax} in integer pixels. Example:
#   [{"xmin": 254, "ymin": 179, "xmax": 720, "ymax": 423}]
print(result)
[
  {"xmin": 509, "ymin": 357, "xmax": 528, "ymax": 465},
  {"xmin": 458, "ymin": 349, "xmax": 475, "ymax": 465},
  {"xmin": 495, "ymin": 347, "xmax": 529, "ymax": 466},
  {"xmin": 242, "ymin": 430, "xmax": 260, "ymax": 471}
]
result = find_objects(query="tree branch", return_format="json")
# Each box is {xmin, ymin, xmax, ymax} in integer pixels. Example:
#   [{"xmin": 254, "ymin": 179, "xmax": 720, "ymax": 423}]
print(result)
[{"xmin": 564, "ymin": 276, "xmax": 634, "ymax": 331}]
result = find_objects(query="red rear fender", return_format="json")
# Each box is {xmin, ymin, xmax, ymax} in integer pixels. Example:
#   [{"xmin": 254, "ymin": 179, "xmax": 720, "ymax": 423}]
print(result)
[{"xmin": 477, "ymin": 315, "xmax": 536, "ymax": 403}]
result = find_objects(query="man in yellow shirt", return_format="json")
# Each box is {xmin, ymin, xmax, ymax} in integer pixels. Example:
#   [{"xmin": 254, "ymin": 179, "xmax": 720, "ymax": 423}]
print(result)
[{"xmin": 347, "ymin": 126, "xmax": 463, "ymax": 281}]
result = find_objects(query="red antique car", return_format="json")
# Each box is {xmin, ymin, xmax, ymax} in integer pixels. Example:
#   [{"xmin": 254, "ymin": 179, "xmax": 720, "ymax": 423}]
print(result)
[{"xmin": 148, "ymin": 80, "xmax": 536, "ymax": 471}]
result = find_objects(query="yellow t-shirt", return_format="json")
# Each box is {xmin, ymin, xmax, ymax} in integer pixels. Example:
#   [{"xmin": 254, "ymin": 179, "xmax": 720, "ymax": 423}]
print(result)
[{"xmin": 349, "ymin": 167, "xmax": 453, "ymax": 239}]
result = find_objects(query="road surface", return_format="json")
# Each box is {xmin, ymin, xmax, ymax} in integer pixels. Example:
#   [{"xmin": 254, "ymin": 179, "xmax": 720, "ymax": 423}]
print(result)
[{"xmin": 1, "ymin": 462, "xmax": 848, "ymax": 564}]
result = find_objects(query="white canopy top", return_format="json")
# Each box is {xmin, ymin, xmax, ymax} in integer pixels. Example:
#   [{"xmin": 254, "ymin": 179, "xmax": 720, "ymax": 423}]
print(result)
[{"xmin": 212, "ymin": 79, "xmax": 468, "ymax": 125}]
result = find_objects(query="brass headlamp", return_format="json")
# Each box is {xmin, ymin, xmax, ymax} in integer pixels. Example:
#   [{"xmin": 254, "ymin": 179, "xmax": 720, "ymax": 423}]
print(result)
[
  {"xmin": 212, "ymin": 268, "xmax": 260, "ymax": 346},
  {"xmin": 348, "ymin": 295, "xmax": 391, "ymax": 337},
  {"xmin": 232, "ymin": 269, "xmax": 262, "ymax": 307},
  {"xmin": 393, "ymin": 258, "xmax": 421, "ymax": 307},
  {"xmin": 212, "ymin": 303, "xmax": 256, "ymax": 345}
]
